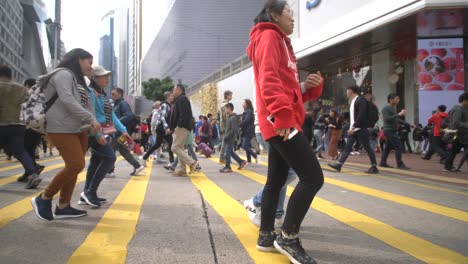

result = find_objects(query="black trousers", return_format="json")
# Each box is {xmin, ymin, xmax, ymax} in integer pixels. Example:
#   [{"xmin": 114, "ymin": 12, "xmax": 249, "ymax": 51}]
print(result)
[
  {"xmin": 24, "ymin": 128, "xmax": 42, "ymax": 167},
  {"xmin": 143, "ymin": 125, "xmax": 174, "ymax": 162},
  {"xmin": 445, "ymin": 138, "xmax": 467, "ymax": 170},
  {"xmin": 338, "ymin": 129, "xmax": 377, "ymax": 166},
  {"xmin": 424, "ymin": 136, "xmax": 447, "ymax": 160},
  {"xmin": 260, "ymin": 132, "xmax": 324, "ymax": 234}
]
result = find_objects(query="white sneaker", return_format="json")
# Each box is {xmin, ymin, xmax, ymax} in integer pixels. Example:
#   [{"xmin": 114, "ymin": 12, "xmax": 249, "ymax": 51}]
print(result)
[
  {"xmin": 105, "ymin": 172, "xmax": 116, "ymax": 178},
  {"xmin": 138, "ymin": 155, "xmax": 145, "ymax": 161},
  {"xmin": 243, "ymin": 199, "xmax": 261, "ymax": 227},
  {"xmin": 130, "ymin": 165, "xmax": 145, "ymax": 176}
]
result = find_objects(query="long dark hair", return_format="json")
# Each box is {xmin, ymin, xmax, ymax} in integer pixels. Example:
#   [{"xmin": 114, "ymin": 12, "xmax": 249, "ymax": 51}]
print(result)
[
  {"xmin": 244, "ymin": 99, "xmax": 254, "ymax": 110},
  {"xmin": 58, "ymin": 48, "xmax": 93, "ymax": 89},
  {"xmin": 254, "ymin": 0, "xmax": 288, "ymax": 24}
]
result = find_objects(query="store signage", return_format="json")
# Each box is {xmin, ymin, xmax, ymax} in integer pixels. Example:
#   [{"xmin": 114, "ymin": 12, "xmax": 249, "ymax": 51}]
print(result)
[{"xmin": 306, "ymin": 0, "xmax": 321, "ymax": 10}]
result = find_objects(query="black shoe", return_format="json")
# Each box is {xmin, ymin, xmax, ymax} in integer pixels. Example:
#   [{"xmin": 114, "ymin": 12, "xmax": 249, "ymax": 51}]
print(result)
[
  {"xmin": 257, "ymin": 231, "xmax": 277, "ymax": 252},
  {"xmin": 54, "ymin": 204, "xmax": 87, "ymax": 219},
  {"xmin": 164, "ymin": 164, "xmax": 175, "ymax": 171},
  {"xmin": 443, "ymin": 167, "xmax": 456, "ymax": 172},
  {"xmin": 36, "ymin": 165, "xmax": 45, "ymax": 175},
  {"xmin": 17, "ymin": 173, "xmax": 28, "ymax": 183},
  {"xmin": 31, "ymin": 194, "xmax": 53, "ymax": 221},
  {"xmin": 328, "ymin": 163, "xmax": 341, "ymax": 172},
  {"xmin": 421, "ymin": 156, "xmax": 430, "ymax": 160},
  {"xmin": 274, "ymin": 232, "xmax": 317, "ymax": 264},
  {"xmin": 77, "ymin": 197, "xmax": 107, "ymax": 205},
  {"xmin": 81, "ymin": 191, "xmax": 101, "ymax": 207},
  {"xmin": 366, "ymin": 166, "xmax": 379, "ymax": 174},
  {"xmin": 397, "ymin": 164, "xmax": 410, "ymax": 170},
  {"xmin": 379, "ymin": 163, "xmax": 393, "ymax": 168},
  {"xmin": 25, "ymin": 174, "xmax": 41, "ymax": 189}
]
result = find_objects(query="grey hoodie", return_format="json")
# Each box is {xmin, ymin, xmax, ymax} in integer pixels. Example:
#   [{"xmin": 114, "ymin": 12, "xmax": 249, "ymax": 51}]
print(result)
[{"xmin": 41, "ymin": 68, "xmax": 96, "ymax": 133}]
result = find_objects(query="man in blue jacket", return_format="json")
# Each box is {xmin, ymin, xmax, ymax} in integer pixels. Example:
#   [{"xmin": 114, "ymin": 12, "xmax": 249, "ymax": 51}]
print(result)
[{"xmin": 112, "ymin": 87, "xmax": 137, "ymax": 135}]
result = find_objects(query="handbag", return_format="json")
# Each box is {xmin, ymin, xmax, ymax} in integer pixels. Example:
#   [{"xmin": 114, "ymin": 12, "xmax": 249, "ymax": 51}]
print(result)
[{"xmin": 101, "ymin": 123, "xmax": 117, "ymax": 135}]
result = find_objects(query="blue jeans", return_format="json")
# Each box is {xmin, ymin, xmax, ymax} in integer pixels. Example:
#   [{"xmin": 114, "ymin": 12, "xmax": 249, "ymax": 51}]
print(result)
[
  {"xmin": 253, "ymin": 168, "xmax": 297, "ymax": 218},
  {"xmin": 256, "ymin": 132, "xmax": 269, "ymax": 152},
  {"xmin": 381, "ymin": 129, "xmax": 404, "ymax": 166},
  {"xmin": 338, "ymin": 128, "xmax": 377, "ymax": 166},
  {"xmin": 224, "ymin": 142, "xmax": 244, "ymax": 169},
  {"xmin": 0, "ymin": 125, "xmax": 37, "ymax": 175},
  {"xmin": 314, "ymin": 129, "xmax": 324, "ymax": 154},
  {"xmin": 242, "ymin": 136, "xmax": 257, "ymax": 162},
  {"xmin": 84, "ymin": 136, "xmax": 116, "ymax": 193}
]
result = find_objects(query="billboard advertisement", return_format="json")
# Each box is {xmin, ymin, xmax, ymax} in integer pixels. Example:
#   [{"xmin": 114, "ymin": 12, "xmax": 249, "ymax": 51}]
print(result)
[{"xmin": 418, "ymin": 38, "xmax": 464, "ymax": 124}]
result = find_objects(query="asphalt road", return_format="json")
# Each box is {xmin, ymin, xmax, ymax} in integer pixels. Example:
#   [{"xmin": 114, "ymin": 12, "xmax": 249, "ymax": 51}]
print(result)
[{"xmin": 0, "ymin": 150, "xmax": 467, "ymax": 264}]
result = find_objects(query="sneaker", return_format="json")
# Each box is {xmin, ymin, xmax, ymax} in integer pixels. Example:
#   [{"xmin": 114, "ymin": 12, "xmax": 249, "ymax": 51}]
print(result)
[
  {"xmin": 155, "ymin": 159, "xmax": 166, "ymax": 164},
  {"xmin": 379, "ymin": 163, "xmax": 393, "ymax": 168},
  {"xmin": 219, "ymin": 167, "xmax": 233, "ymax": 173},
  {"xmin": 54, "ymin": 204, "xmax": 87, "ymax": 219},
  {"xmin": 130, "ymin": 165, "xmax": 145, "ymax": 176},
  {"xmin": 366, "ymin": 166, "xmax": 379, "ymax": 174},
  {"xmin": 164, "ymin": 164, "xmax": 175, "ymax": 171},
  {"xmin": 36, "ymin": 165, "xmax": 45, "ymax": 175},
  {"xmin": 257, "ymin": 231, "xmax": 277, "ymax": 252},
  {"xmin": 189, "ymin": 161, "xmax": 199, "ymax": 174},
  {"xmin": 254, "ymin": 156, "xmax": 260, "ymax": 164},
  {"xmin": 243, "ymin": 199, "xmax": 261, "ymax": 227},
  {"xmin": 328, "ymin": 163, "xmax": 341, "ymax": 172},
  {"xmin": 443, "ymin": 167, "xmax": 456, "ymax": 172},
  {"xmin": 25, "ymin": 174, "xmax": 42, "ymax": 189},
  {"xmin": 397, "ymin": 164, "xmax": 410, "ymax": 170},
  {"xmin": 274, "ymin": 232, "xmax": 318, "ymax": 264},
  {"xmin": 81, "ymin": 191, "xmax": 101, "ymax": 207},
  {"xmin": 238, "ymin": 161, "xmax": 248, "ymax": 170},
  {"xmin": 31, "ymin": 194, "xmax": 53, "ymax": 221},
  {"xmin": 77, "ymin": 197, "xmax": 107, "ymax": 205},
  {"xmin": 105, "ymin": 172, "xmax": 116, "ymax": 178},
  {"xmin": 195, "ymin": 165, "xmax": 202, "ymax": 171},
  {"xmin": 17, "ymin": 173, "xmax": 28, "ymax": 183}
]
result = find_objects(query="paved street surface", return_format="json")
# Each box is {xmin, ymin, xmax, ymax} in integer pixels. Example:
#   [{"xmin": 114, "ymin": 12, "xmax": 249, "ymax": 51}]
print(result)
[{"xmin": 0, "ymin": 150, "xmax": 467, "ymax": 264}]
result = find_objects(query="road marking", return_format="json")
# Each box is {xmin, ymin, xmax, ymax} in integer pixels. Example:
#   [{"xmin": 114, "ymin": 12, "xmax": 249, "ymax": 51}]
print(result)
[
  {"xmin": 218, "ymin": 159, "xmax": 468, "ymax": 264},
  {"xmin": 0, "ymin": 156, "xmax": 63, "ymax": 172},
  {"xmin": 242, "ymin": 156, "xmax": 468, "ymax": 222},
  {"xmin": 68, "ymin": 160, "xmax": 152, "ymax": 264},
  {"xmin": 0, "ymin": 163, "xmax": 64, "ymax": 186},
  {"xmin": 189, "ymin": 171, "xmax": 290, "ymax": 264},
  {"xmin": 0, "ymin": 157, "xmax": 121, "ymax": 229}
]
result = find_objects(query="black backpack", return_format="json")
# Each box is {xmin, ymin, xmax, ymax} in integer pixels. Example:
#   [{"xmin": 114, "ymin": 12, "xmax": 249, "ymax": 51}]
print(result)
[{"xmin": 368, "ymin": 103, "xmax": 379, "ymax": 128}]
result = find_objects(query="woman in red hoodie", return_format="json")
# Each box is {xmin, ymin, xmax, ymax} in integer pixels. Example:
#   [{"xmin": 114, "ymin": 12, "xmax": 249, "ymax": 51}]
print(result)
[{"xmin": 247, "ymin": 1, "xmax": 324, "ymax": 263}]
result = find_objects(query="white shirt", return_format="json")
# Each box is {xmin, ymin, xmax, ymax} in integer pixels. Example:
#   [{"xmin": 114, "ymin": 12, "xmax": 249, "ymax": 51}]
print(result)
[{"xmin": 349, "ymin": 96, "xmax": 360, "ymax": 132}]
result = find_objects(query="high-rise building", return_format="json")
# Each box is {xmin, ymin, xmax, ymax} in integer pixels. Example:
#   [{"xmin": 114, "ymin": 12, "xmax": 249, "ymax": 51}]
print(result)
[
  {"xmin": 98, "ymin": 11, "xmax": 118, "ymax": 94},
  {"xmin": 0, "ymin": 0, "xmax": 47, "ymax": 81}
]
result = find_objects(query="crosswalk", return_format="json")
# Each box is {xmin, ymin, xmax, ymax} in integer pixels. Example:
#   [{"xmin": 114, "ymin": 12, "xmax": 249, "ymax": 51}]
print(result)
[{"xmin": 0, "ymin": 153, "xmax": 467, "ymax": 264}]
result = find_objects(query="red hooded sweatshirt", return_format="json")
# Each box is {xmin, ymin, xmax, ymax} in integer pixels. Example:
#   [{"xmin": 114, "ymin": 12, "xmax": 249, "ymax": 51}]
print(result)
[
  {"xmin": 428, "ymin": 111, "xmax": 449, "ymax": 137},
  {"xmin": 246, "ymin": 23, "xmax": 323, "ymax": 141}
]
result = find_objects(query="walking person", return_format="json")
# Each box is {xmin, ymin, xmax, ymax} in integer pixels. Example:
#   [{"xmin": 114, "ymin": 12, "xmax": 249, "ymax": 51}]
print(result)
[
  {"xmin": 247, "ymin": 1, "xmax": 325, "ymax": 262},
  {"xmin": 112, "ymin": 87, "xmax": 137, "ymax": 134},
  {"xmin": 423, "ymin": 105, "xmax": 448, "ymax": 163},
  {"xmin": 219, "ymin": 90, "xmax": 233, "ymax": 163},
  {"xmin": 0, "ymin": 65, "xmax": 41, "ymax": 189},
  {"xmin": 412, "ymin": 124, "xmax": 424, "ymax": 154},
  {"xmin": 328, "ymin": 85, "xmax": 379, "ymax": 174},
  {"xmin": 313, "ymin": 109, "xmax": 326, "ymax": 159},
  {"xmin": 327, "ymin": 109, "xmax": 342, "ymax": 160},
  {"xmin": 444, "ymin": 92, "xmax": 468, "ymax": 172},
  {"xmin": 398, "ymin": 120, "xmax": 413, "ymax": 154},
  {"xmin": 219, "ymin": 103, "xmax": 248, "ymax": 173},
  {"xmin": 140, "ymin": 91, "xmax": 175, "ymax": 166},
  {"xmin": 240, "ymin": 99, "xmax": 259, "ymax": 164},
  {"xmin": 379, "ymin": 93, "xmax": 410, "ymax": 169},
  {"xmin": 169, "ymin": 84, "xmax": 199, "ymax": 176},
  {"xmin": 31, "ymin": 49, "xmax": 101, "ymax": 221}
]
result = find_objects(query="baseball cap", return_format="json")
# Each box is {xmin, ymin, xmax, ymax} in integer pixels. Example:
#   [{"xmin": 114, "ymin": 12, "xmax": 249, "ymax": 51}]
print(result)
[{"xmin": 92, "ymin": 65, "xmax": 112, "ymax": 77}]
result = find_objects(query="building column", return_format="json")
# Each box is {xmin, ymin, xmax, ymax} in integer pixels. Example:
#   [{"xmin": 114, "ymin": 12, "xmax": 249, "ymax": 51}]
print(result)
[{"xmin": 372, "ymin": 49, "xmax": 395, "ymax": 126}]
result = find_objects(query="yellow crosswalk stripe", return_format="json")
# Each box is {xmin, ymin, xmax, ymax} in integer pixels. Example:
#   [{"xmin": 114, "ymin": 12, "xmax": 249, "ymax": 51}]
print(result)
[
  {"xmin": 0, "ymin": 157, "xmax": 121, "ymax": 229},
  {"xmin": 68, "ymin": 161, "xmax": 152, "ymax": 264},
  {"xmin": 189, "ymin": 171, "xmax": 290, "ymax": 264},
  {"xmin": 221, "ymin": 160, "xmax": 468, "ymax": 264},
  {"xmin": 0, "ymin": 156, "xmax": 63, "ymax": 172},
  {"xmin": 244, "ymin": 156, "xmax": 468, "ymax": 222}
]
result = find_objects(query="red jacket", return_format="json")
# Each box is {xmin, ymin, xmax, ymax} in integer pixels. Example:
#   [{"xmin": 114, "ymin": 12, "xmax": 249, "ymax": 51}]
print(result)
[
  {"xmin": 428, "ymin": 112, "xmax": 448, "ymax": 137},
  {"xmin": 247, "ymin": 23, "xmax": 323, "ymax": 140}
]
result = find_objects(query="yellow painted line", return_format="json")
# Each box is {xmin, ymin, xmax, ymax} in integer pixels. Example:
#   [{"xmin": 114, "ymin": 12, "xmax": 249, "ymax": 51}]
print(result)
[
  {"xmin": 215, "ymin": 158, "xmax": 468, "ymax": 264},
  {"xmin": 343, "ymin": 161, "xmax": 468, "ymax": 185},
  {"xmin": 0, "ymin": 156, "xmax": 63, "ymax": 172},
  {"xmin": 242, "ymin": 156, "xmax": 468, "ymax": 222},
  {"xmin": 68, "ymin": 160, "xmax": 152, "ymax": 264},
  {"xmin": 189, "ymin": 171, "xmax": 290, "ymax": 264},
  {"xmin": 0, "ymin": 163, "xmax": 64, "ymax": 186},
  {"xmin": 0, "ymin": 157, "xmax": 121, "ymax": 229}
]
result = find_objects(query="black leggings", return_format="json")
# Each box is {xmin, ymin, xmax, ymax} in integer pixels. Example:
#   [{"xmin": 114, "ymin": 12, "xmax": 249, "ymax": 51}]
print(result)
[
  {"xmin": 260, "ymin": 132, "xmax": 324, "ymax": 234},
  {"xmin": 143, "ymin": 126, "xmax": 174, "ymax": 162}
]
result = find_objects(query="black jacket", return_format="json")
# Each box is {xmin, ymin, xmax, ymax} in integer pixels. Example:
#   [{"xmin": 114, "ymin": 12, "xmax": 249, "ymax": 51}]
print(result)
[
  {"xmin": 169, "ymin": 93, "xmax": 194, "ymax": 131},
  {"xmin": 352, "ymin": 96, "xmax": 370, "ymax": 129},
  {"xmin": 239, "ymin": 108, "xmax": 255, "ymax": 138}
]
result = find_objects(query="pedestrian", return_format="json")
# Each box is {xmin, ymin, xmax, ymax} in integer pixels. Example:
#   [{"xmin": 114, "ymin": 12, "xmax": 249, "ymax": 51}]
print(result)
[
  {"xmin": 31, "ymin": 49, "xmax": 101, "ymax": 221},
  {"xmin": 398, "ymin": 120, "xmax": 413, "ymax": 154},
  {"xmin": 240, "ymin": 99, "xmax": 258, "ymax": 164},
  {"xmin": 0, "ymin": 65, "xmax": 41, "ymax": 189},
  {"xmin": 141, "ymin": 92, "xmax": 175, "ymax": 166},
  {"xmin": 444, "ymin": 92, "xmax": 468, "ymax": 172},
  {"xmin": 199, "ymin": 116, "xmax": 212, "ymax": 146},
  {"xmin": 327, "ymin": 109, "xmax": 342, "ymax": 160},
  {"xmin": 313, "ymin": 109, "xmax": 326, "ymax": 159},
  {"xmin": 219, "ymin": 103, "xmax": 248, "ymax": 173},
  {"xmin": 211, "ymin": 118, "xmax": 220, "ymax": 148},
  {"xmin": 195, "ymin": 115, "xmax": 203, "ymax": 137},
  {"xmin": 422, "ymin": 105, "xmax": 448, "ymax": 162},
  {"xmin": 94, "ymin": 69, "xmax": 144, "ymax": 178},
  {"xmin": 169, "ymin": 84, "xmax": 199, "ymax": 176},
  {"xmin": 412, "ymin": 124, "xmax": 424, "ymax": 154},
  {"xmin": 422, "ymin": 122, "xmax": 433, "ymax": 154},
  {"xmin": 80, "ymin": 65, "xmax": 131, "ymax": 207},
  {"xmin": 140, "ymin": 118, "xmax": 150, "ymax": 152},
  {"xmin": 328, "ymin": 85, "xmax": 379, "ymax": 174},
  {"xmin": 247, "ymin": 1, "xmax": 325, "ymax": 262},
  {"xmin": 379, "ymin": 93, "xmax": 410, "ymax": 169},
  {"xmin": 164, "ymin": 128, "xmax": 201, "ymax": 171},
  {"xmin": 302, "ymin": 108, "xmax": 314, "ymax": 145},
  {"xmin": 219, "ymin": 90, "xmax": 233, "ymax": 163}
]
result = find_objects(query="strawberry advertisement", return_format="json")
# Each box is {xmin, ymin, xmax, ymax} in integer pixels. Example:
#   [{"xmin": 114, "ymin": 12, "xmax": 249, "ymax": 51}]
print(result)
[{"xmin": 418, "ymin": 38, "xmax": 465, "ymax": 124}]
